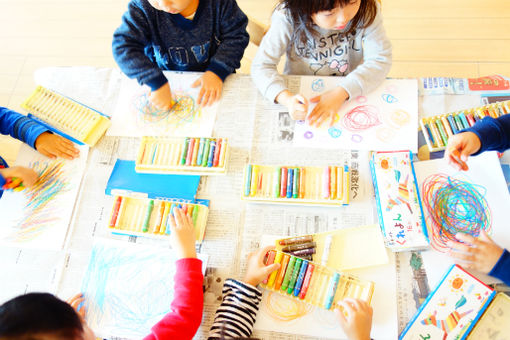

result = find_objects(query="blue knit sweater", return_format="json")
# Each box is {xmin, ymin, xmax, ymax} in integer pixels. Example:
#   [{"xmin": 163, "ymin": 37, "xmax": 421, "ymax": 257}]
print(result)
[
  {"xmin": 0, "ymin": 107, "xmax": 48, "ymax": 197},
  {"xmin": 112, "ymin": 0, "xmax": 249, "ymax": 91}
]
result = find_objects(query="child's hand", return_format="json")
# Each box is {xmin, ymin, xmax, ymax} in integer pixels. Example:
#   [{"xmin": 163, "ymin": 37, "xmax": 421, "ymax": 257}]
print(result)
[
  {"xmin": 149, "ymin": 82, "xmax": 175, "ymax": 110},
  {"xmin": 444, "ymin": 132, "xmax": 481, "ymax": 171},
  {"xmin": 35, "ymin": 132, "xmax": 80, "ymax": 160},
  {"xmin": 67, "ymin": 293, "xmax": 95, "ymax": 339},
  {"xmin": 335, "ymin": 298, "xmax": 373, "ymax": 340},
  {"xmin": 243, "ymin": 245, "xmax": 281, "ymax": 287},
  {"xmin": 192, "ymin": 71, "xmax": 223, "ymax": 106},
  {"xmin": 307, "ymin": 86, "xmax": 349, "ymax": 128},
  {"xmin": 169, "ymin": 207, "xmax": 197, "ymax": 259},
  {"xmin": 0, "ymin": 166, "xmax": 38, "ymax": 187},
  {"xmin": 448, "ymin": 230, "xmax": 504, "ymax": 273},
  {"xmin": 276, "ymin": 90, "xmax": 308, "ymax": 121}
]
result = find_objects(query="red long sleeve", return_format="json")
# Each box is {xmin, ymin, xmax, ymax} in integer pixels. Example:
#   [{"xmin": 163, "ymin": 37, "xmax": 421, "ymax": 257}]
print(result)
[{"xmin": 144, "ymin": 258, "xmax": 204, "ymax": 340}]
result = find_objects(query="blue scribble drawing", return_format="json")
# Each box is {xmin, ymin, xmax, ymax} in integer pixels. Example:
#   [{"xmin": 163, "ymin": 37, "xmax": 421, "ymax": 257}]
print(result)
[
  {"xmin": 311, "ymin": 79, "xmax": 325, "ymax": 92},
  {"xmin": 328, "ymin": 127, "xmax": 342, "ymax": 138},
  {"xmin": 381, "ymin": 93, "xmax": 398, "ymax": 103}
]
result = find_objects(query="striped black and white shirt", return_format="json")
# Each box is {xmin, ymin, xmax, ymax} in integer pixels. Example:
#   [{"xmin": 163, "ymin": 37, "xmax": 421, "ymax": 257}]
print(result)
[{"xmin": 208, "ymin": 279, "xmax": 262, "ymax": 339}]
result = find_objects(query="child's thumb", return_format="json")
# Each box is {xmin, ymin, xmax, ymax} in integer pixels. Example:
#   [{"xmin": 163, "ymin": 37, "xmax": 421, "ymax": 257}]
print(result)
[{"xmin": 264, "ymin": 263, "xmax": 280, "ymax": 276}]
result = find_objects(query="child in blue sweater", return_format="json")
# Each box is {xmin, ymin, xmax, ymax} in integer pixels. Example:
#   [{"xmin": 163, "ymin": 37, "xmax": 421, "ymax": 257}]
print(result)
[
  {"xmin": 0, "ymin": 107, "xmax": 79, "ymax": 197},
  {"xmin": 445, "ymin": 114, "xmax": 510, "ymax": 286},
  {"xmin": 112, "ymin": 0, "xmax": 249, "ymax": 109}
]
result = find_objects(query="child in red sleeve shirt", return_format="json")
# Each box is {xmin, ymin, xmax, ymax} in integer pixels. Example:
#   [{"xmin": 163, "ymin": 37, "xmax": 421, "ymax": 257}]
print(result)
[{"xmin": 0, "ymin": 207, "xmax": 203, "ymax": 340}]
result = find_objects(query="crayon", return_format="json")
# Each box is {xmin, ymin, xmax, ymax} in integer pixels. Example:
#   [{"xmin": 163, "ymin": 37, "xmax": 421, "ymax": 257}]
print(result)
[
  {"xmin": 274, "ymin": 254, "xmax": 290, "ymax": 290},
  {"xmin": 435, "ymin": 119, "xmax": 448, "ymax": 146},
  {"xmin": 287, "ymin": 258, "xmax": 303, "ymax": 294},
  {"xmin": 330, "ymin": 166, "xmax": 337, "ymax": 199},
  {"xmin": 166, "ymin": 203, "xmax": 176, "ymax": 234},
  {"xmin": 267, "ymin": 252, "xmax": 284, "ymax": 288},
  {"xmin": 466, "ymin": 114, "xmax": 476, "ymax": 127},
  {"xmin": 196, "ymin": 138, "xmax": 205, "ymax": 166},
  {"xmin": 324, "ymin": 272, "xmax": 341, "ymax": 309},
  {"xmin": 299, "ymin": 167, "xmax": 305, "ymax": 198},
  {"xmin": 186, "ymin": 138, "xmax": 195, "ymax": 165},
  {"xmin": 182, "ymin": 204, "xmax": 188, "ymax": 215},
  {"xmin": 213, "ymin": 139, "xmax": 222, "ymax": 167},
  {"xmin": 250, "ymin": 165, "xmax": 259, "ymax": 196},
  {"xmin": 322, "ymin": 166, "xmax": 330, "ymax": 198},
  {"xmin": 298, "ymin": 263, "xmax": 315, "ymax": 299},
  {"xmin": 263, "ymin": 250, "xmax": 277, "ymax": 284},
  {"xmin": 180, "ymin": 138, "xmax": 189, "ymax": 165},
  {"xmin": 154, "ymin": 201, "xmax": 166, "ymax": 233},
  {"xmin": 459, "ymin": 112, "xmax": 470, "ymax": 129},
  {"xmin": 441, "ymin": 116, "xmax": 453, "ymax": 137},
  {"xmin": 160, "ymin": 202, "xmax": 171, "ymax": 234},
  {"xmin": 258, "ymin": 172, "xmax": 263, "ymax": 193},
  {"xmin": 321, "ymin": 235, "xmax": 333, "ymax": 266},
  {"xmin": 244, "ymin": 165, "xmax": 253, "ymax": 197},
  {"xmin": 191, "ymin": 138, "xmax": 200, "ymax": 166},
  {"xmin": 282, "ymin": 241, "xmax": 316, "ymax": 252},
  {"xmin": 446, "ymin": 116, "xmax": 459, "ymax": 134},
  {"xmin": 343, "ymin": 164, "xmax": 350, "ymax": 205},
  {"xmin": 281, "ymin": 256, "xmax": 297, "ymax": 291},
  {"xmin": 280, "ymin": 168, "xmax": 288, "ymax": 198},
  {"xmin": 142, "ymin": 199, "xmax": 154, "ymax": 232},
  {"xmin": 286, "ymin": 168, "xmax": 293, "ymax": 198},
  {"xmin": 151, "ymin": 144, "xmax": 159, "ymax": 164},
  {"xmin": 453, "ymin": 114, "xmax": 465, "ymax": 131},
  {"xmin": 293, "ymin": 261, "xmax": 308, "ymax": 297},
  {"xmin": 201, "ymin": 139, "xmax": 210, "ymax": 167},
  {"xmin": 292, "ymin": 168, "xmax": 299, "ymax": 198},
  {"xmin": 207, "ymin": 140, "xmax": 216, "ymax": 167},
  {"xmin": 423, "ymin": 123, "xmax": 436, "ymax": 147},
  {"xmin": 279, "ymin": 235, "xmax": 313, "ymax": 245},
  {"xmin": 109, "ymin": 196, "xmax": 122, "ymax": 228},
  {"xmin": 429, "ymin": 120, "xmax": 443, "ymax": 146},
  {"xmin": 187, "ymin": 205, "xmax": 194, "ymax": 218},
  {"xmin": 316, "ymin": 270, "xmax": 331, "ymax": 305},
  {"xmin": 290, "ymin": 247, "xmax": 316, "ymax": 257},
  {"xmin": 301, "ymin": 254, "xmax": 314, "ymax": 261},
  {"xmin": 274, "ymin": 167, "xmax": 281, "ymax": 198},
  {"xmin": 192, "ymin": 204, "xmax": 199, "ymax": 226},
  {"xmin": 219, "ymin": 139, "xmax": 227, "ymax": 167}
]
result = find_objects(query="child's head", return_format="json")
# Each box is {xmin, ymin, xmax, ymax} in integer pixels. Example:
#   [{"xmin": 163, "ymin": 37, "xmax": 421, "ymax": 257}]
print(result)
[
  {"xmin": 147, "ymin": 0, "xmax": 199, "ymax": 16},
  {"xmin": 0, "ymin": 293, "xmax": 92, "ymax": 340}
]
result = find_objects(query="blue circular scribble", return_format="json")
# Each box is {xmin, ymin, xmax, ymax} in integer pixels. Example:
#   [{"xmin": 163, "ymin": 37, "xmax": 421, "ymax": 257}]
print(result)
[
  {"xmin": 381, "ymin": 93, "xmax": 398, "ymax": 103},
  {"xmin": 311, "ymin": 79, "xmax": 324, "ymax": 92},
  {"xmin": 328, "ymin": 127, "xmax": 342, "ymax": 138}
]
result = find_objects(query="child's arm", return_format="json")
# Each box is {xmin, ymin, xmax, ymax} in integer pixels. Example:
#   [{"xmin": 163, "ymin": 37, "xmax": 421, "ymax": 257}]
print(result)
[
  {"xmin": 145, "ymin": 208, "xmax": 203, "ymax": 340},
  {"xmin": 335, "ymin": 298, "xmax": 373, "ymax": 340},
  {"xmin": 208, "ymin": 246, "xmax": 280, "ymax": 339}
]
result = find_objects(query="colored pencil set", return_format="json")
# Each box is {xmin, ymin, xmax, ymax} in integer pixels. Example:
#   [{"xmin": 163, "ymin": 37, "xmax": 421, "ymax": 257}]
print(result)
[
  {"xmin": 420, "ymin": 100, "xmax": 510, "ymax": 152},
  {"xmin": 135, "ymin": 136, "xmax": 229, "ymax": 175},
  {"xmin": 261, "ymin": 250, "xmax": 374, "ymax": 310},
  {"xmin": 21, "ymin": 86, "xmax": 111, "ymax": 146},
  {"xmin": 242, "ymin": 164, "xmax": 350, "ymax": 206},
  {"xmin": 108, "ymin": 195, "xmax": 208, "ymax": 243}
]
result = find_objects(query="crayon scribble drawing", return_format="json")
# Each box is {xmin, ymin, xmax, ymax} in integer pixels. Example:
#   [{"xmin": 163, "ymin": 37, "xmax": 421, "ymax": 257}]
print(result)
[
  {"xmin": 108, "ymin": 71, "xmax": 218, "ymax": 137},
  {"xmin": 0, "ymin": 144, "xmax": 88, "ymax": 250},
  {"xmin": 293, "ymin": 78, "xmax": 418, "ymax": 151},
  {"xmin": 81, "ymin": 239, "xmax": 207, "ymax": 339}
]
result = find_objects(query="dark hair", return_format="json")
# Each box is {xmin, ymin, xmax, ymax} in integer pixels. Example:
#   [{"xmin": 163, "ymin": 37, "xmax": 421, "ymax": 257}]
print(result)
[
  {"xmin": 280, "ymin": 0, "xmax": 378, "ymax": 52},
  {"xmin": 0, "ymin": 293, "xmax": 84, "ymax": 340}
]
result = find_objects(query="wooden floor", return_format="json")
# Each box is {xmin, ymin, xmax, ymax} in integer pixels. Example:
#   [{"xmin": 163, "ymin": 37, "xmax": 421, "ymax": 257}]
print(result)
[{"xmin": 1, "ymin": 0, "xmax": 510, "ymax": 162}]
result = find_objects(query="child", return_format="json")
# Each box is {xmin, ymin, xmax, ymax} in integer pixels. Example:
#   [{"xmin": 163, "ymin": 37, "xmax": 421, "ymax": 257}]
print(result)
[
  {"xmin": 445, "ymin": 114, "xmax": 510, "ymax": 286},
  {"xmin": 0, "ymin": 207, "xmax": 203, "ymax": 340},
  {"xmin": 112, "ymin": 0, "xmax": 250, "ymax": 109},
  {"xmin": 207, "ymin": 246, "xmax": 373, "ymax": 340},
  {"xmin": 251, "ymin": 0, "xmax": 392, "ymax": 127},
  {"xmin": 0, "ymin": 106, "xmax": 79, "ymax": 198}
]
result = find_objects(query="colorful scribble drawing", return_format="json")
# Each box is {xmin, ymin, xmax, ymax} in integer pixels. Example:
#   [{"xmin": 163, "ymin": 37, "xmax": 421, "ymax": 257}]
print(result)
[
  {"xmin": 262, "ymin": 292, "xmax": 312, "ymax": 322},
  {"xmin": 340, "ymin": 105, "xmax": 381, "ymax": 131},
  {"xmin": 7, "ymin": 160, "xmax": 71, "ymax": 242},
  {"xmin": 133, "ymin": 92, "xmax": 200, "ymax": 126},
  {"xmin": 382, "ymin": 93, "xmax": 398, "ymax": 103},
  {"xmin": 389, "ymin": 109, "xmax": 411, "ymax": 127},
  {"xmin": 421, "ymin": 174, "xmax": 492, "ymax": 252},
  {"xmin": 420, "ymin": 308, "xmax": 473, "ymax": 337}
]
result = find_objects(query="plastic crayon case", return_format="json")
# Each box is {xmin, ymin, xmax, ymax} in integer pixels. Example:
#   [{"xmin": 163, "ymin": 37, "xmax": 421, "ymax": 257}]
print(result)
[
  {"xmin": 260, "ymin": 250, "xmax": 374, "ymax": 310},
  {"xmin": 21, "ymin": 86, "xmax": 111, "ymax": 146},
  {"xmin": 420, "ymin": 100, "xmax": 510, "ymax": 152},
  {"xmin": 107, "ymin": 195, "xmax": 209, "ymax": 243},
  {"xmin": 135, "ymin": 136, "xmax": 229, "ymax": 175},
  {"xmin": 241, "ymin": 163, "xmax": 350, "ymax": 206}
]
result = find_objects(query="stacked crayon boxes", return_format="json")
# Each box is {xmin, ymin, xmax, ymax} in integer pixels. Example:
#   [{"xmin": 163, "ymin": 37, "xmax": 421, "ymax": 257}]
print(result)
[
  {"xmin": 420, "ymin": 100, "xmax": 510, "ymax": 152},
  {"xmin": 261, "ymin": 250, "xmax": 374, "ymax": 310},
  {"xmin": 135, "ymin": 136, "xmax": 229, "ymax": 175},
  {"xmin": 107, "ymin": 195, "xmax": 209, "ymax": 243},
  {"xmin": 21, "ymin": 86, "xmax": 111, "ymax": 146},
  {"xmin": 242, "ymin": 163, "xmax": 350, "ymax": 206}
]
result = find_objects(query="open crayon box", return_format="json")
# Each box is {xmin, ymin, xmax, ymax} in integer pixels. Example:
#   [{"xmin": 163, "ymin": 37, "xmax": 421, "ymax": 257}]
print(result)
[
  {"xmin": 261, "ymin": 250, "xmax": 374, "ymax": 310},
  {"xmin": 241, "ymin": 163, "xmax": 350, "ymax": 206},
  {"xmin": 107, "ymin": 194, "xmax": 209, "ymax": 243},
  {"xmin": 135, "ymin": 136, "xmax": 229, "ymax": 175},
  {"xmin": 420, "ymin": 100, "xmax": 510, "ymax": 152},
  {"xmin": 274, "ymin": 225, "xmax": 389, "ymax": 271},
  {"xmin": 21, "ymin": 85, "xmax": 111, "ymax": 146}
]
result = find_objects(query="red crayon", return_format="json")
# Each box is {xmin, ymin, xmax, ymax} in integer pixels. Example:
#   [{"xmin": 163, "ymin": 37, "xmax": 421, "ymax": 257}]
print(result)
[
  {"xmin": 182, "ymin": 204, "xmax": 188, "ymax": 215},
  {"xmin": 109, "ymin": 196, "xmax": 122, "ymax": 228},
  {"xmin": 263, "ymin": 250, "xmax": 276, "ymax": 284},
  {"xmin": 466, "ymin": 114, "xmax": 476, "ymax": 127},
  {"xmin": 213, "ymin": 139, "xmax": 222, "ymax": 167},
  {"xmin": 186, "ymin": 138, "xmax": 196, "ymax": 166},
  {"xmin": 258, "ymin": 172, "xmax": 263, "ymax": 192},
  {"xmin": 298, "ymin": 263, "xmax": 315, "ymax": 299},
  {"xmin": 280, "ymin": 167, "xmax": 288, "ymax": 198}
]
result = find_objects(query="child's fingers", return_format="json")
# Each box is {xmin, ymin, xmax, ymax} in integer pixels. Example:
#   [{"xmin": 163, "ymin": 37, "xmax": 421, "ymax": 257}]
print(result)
[
  {"xmin": 479, "ymin": 229, "xmax": 493, "ymax": 243},
  {"xmin": 67, "ymin": 293, "xmax": 84, "ymax": 305},
  {"xmin": 191, "ymin": 78, "xmax": 201, "ymax": 88},
  {"xmin": 447, "ymin": 239, "xmax": 473, "ymax": 253},
  {"xmin": 173, "ymin": 207, "xmax": 186, "ymax": 228},
  {"xmin": 309, "ymin": 95, "xmax": 320, "ymax": 103},
  {"xmin": 168, "ymin": 212, "xmax": 178, "ymax": 231},
  {"xmin": 262, "ymin": 262, "xmax": 280, "ymax": 276},
  {"xmin": 454, "ymin": 232, "xmax": 478, "ymax": 246},
  {"xmin": 259, "ymin": 245, "xmax": 276, "ymax": 263},
  {"xmin": 448, "ymin": 249, "xmax": 475, "ymax": 263},
  {"xmin": 336, "ymin": 300, "xmax": 355, "ymax": 319},
  {"xmin": 342, "ymin": 298, "xmax": 361, "ymax": 311},
  {"xmin": 334, "ymin": 306, "xmax": 348, "ymax": 325},
  {"xmin": 38, "ymin": 148, "xmax": 57, "ymax": 160},
  {"xmin": 197, "ymin": 87, "xmax": 205, "ymax": 105}
]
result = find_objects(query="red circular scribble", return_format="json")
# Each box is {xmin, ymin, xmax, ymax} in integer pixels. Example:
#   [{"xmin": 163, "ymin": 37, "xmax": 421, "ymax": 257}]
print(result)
[{"xmin": 341, "ymin": 105, "xmax": 381, "ymax": 132}]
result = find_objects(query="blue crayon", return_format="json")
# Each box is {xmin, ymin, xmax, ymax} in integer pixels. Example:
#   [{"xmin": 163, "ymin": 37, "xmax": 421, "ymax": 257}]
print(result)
[
  {"xmin": 196, "ymin": 138, "xmax": 204, "ymax": 166},
  {"xmin": 324, "ymin": 272, "xmax": 341, "ymax": 310},
  {"xmin": 446, "ymin": 115, "xmax": 459, "ymax": 134},
  {"xmin": 244, "ymin": 165, "xmax": 253, "ymax": 197},
  {"xmin": 207, "ymin": 140, "xmax": 216, "ymax": 167},
  {"xmin": 286, "ymin": 168, "xmax": 294, "ymax": 198},
  {"xmin": 459, "ymin": 112, "xmax": 470, "ymax": 129},
  {"xmin": 424, "ymin": 123, "xmax": 435, "ymax": 147},
  {"xmin": 151, "ymin": 144, "xmax": 158, "ymax": 164},
  {"xmin": 293, "ymin": 261, "xmax": 309, "ymax": 297}
]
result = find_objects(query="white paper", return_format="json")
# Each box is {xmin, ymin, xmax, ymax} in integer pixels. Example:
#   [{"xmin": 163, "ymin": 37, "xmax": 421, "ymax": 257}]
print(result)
[
  {"xmin": 0, "ymin": 144, "xmax": 88, "ymax": 250},
  {"xmin": 108, "ymin": 72, "xmax": 218, "ymax": 137},
  {"xmin": 294, "ymin": 77, "xmax": 419, "ymax": 152}
]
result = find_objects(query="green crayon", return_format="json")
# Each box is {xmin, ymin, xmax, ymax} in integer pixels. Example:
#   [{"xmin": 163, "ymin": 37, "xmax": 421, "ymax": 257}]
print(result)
[
  {"xmin": 142, "ymin": 199, "xmax": 154, "ymax": 232},
  {"xmin": 281, "ymin": 256, "xmax": 297, "ymax": 292},
  {"xmin": 287, "ymin": 258, "xmax": 302, "ymax": 294}
]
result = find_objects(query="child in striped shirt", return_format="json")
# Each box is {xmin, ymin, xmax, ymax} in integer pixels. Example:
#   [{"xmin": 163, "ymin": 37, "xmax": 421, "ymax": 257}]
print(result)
[{"xmin": 208, "ymin": 246, "xmax": 374, "ymax": 340}]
